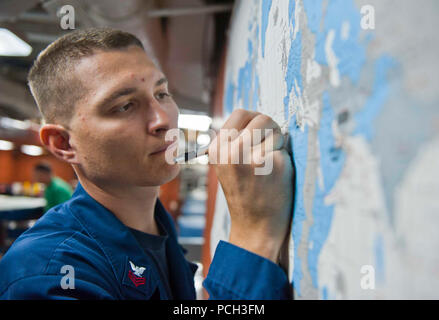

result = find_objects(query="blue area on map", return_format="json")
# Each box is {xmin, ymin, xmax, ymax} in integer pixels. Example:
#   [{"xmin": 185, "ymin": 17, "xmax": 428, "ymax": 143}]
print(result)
[
  {"xmin": 225, "ymin": 81, "xmax": 235, "ymax": 115},
  {"xmin": 230, "ymin": 23, "xmax": 262, "ymax": 112},
  {"xmin": 237, "ymin": 40, "xmax": 254, "ymax": 110},
  {"xmin": 253, "ymin": 74, "xmax": 260, "ymax": 108},
  {"xmin": 253, "ymin": 26, "xmax": 260, "ymax": 110},
  {"xmin": 307, "ymin": 92, "xmax": 346, "ymax": 288},
  {"xmin": 288, "ymin": 0, "xmax": 296, "ymax": 29},
  {"xmin": 282, "ymin": 26, "xmax": 305, "ymax": 296},
  {"xmin": 261, "ymin": 0, "xmax": 272, "ymax": 58},
  {"xmin": 354, "ymin": 56, "xmax": 396, "ymax": 140},
  {"xmin": 298, "ymin": 0, "xmax": 376, "ymax": 295},
  {"xmin": 289, "ymin": 115, "xmax": 309, "ymax": 297},
  {"xmin": 282, "ymin": 1, "xmax": 306, "ymax": 296},
  {"xmin": 283, "ymin": 32, "xmax": 303, "ymax": 119},
  {"xmin": 322, "ymin": 286, "xmax": 328, "ymax": 300},
  {"xmin": 302, "ymin": 0, "xmax": 323, "ymax": 34},
  {"xmin": 224, "ymin": 0, "xmax": 396, "ymax": 298},
  {"xmin": 374, "ymin": 234, "xmax": 385, "ymax": 284},
  {"xmin": 313, "ymin": 0, "xmax": 366, "ymax": 85}
]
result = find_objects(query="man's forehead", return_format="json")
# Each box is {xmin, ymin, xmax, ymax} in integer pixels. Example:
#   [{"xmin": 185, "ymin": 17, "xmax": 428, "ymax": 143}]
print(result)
[
  {"xmin": 74, "ymin": 46, "xmax": 162, "ymax": 84},
  {"xmin": 72, "ymin": 47, "xmax": 166, "ymax": 106}
]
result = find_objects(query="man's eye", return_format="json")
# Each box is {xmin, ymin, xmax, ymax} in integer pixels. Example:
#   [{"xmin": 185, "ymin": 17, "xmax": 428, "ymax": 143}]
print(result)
[
  {"xmin": 157, "ymin": 92, "xmax": 172, "ymax": 100},
  {"xmin": 115, "ymin": 103, "xmax": 133, "ymax": 113}
]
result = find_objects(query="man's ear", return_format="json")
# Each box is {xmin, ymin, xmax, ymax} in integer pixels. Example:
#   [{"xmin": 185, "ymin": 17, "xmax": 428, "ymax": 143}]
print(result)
[{"xmin": 39, "ymin": 124, "xmax": 79, "ymax": 164}]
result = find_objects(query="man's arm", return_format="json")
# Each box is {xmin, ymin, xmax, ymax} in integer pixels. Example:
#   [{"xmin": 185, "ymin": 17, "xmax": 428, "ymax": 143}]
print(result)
[
  {"xmin": 203, "ymin": 109, "xmax": 294, "ymax": 299},
  {"xmin": 203, "ymin": 241, "xmax": 292, "ymax": 299}
]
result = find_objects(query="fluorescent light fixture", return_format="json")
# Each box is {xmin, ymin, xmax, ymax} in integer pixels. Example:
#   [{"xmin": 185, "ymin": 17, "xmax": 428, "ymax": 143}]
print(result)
[
  {"xmin": 197, "ymin": 154, "xmax": 209, "ymax": 165},
  {"xmin": 0, "ymin": 117, "xmax": 30, "ymax": 130},
  {"xmin": 197, "ymin": 133, "xmax": 211, "ymax": 146},
  {"xmin": 21, "ymin": 144, "xmax": 43, "ymax": 156},
  {"xmin": 0, "ymin": 28, "xmax": 32, "ymax": 56},
  {"xmin": 178, "ymin": 114, "xmax": 212, "ymax": 132},
  {"xmin": 0, "ymin": 139, "xmax": 14, "ymax": 151}
]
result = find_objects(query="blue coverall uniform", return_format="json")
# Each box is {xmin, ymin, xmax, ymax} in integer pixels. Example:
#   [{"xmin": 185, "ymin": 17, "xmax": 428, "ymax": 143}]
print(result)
[{"xmin": 0, "ymin": 183, "xmax": 291, "ymax": 299}]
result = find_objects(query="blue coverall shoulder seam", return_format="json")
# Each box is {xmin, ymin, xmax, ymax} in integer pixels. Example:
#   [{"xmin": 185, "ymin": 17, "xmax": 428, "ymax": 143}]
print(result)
[
  {"xmin": 45, "ymin": 230, "xmax": 120, "ymax": 298},
  {"xmin": 42, "ymin": 229, "xmax": 85, "ymax": 275},
  {"xmin": 63, "ymin": 202, "xmax": 125, "ymax": 284},
  {"xmin": 0, "ymin": 229, "xmax": 79, "ymax": 297}
]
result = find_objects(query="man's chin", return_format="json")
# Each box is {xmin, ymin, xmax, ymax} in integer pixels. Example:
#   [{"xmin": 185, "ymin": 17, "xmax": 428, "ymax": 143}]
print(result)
[
  {"xmin": 160, "ymin": 163, "xmax": 181, "ymax": 185},
  {"xmin": 140, "ymin": 162, "xmax": 180, "ymax": 186}
]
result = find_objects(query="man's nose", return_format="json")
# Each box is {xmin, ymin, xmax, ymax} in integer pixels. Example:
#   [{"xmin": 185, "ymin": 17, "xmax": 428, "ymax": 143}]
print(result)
[{"xmin": 147, "ymin": 101, "xmax": 171, "ymax": 136}]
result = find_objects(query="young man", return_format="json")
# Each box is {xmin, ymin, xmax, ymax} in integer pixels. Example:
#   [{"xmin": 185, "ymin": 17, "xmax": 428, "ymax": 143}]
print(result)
[
  {"xmin": 33, "ymin": 162, "xmax": 73, "ymax": 212},
  {"xmin": 0, "ymin": 28, "xmax": 294, "ymax": 299}
]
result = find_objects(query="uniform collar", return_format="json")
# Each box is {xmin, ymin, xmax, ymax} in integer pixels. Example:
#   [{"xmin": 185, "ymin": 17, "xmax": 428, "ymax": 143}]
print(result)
[{"xmin": 66, "ymin": 182, "xmax": 196, "ymax": 299}]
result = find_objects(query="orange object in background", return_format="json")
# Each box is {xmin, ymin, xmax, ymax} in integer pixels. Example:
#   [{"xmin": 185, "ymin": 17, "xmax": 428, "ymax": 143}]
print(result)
[
  {"xmin": 159, "ymin": 175, "xmax": 182, "ymax": 222},
  {"xmin": 0, "ymin": 150, "xmax": 75, "ymax": 186},
  {"xmin": 0, "ymin": 151, "xmax": 14, "ymax": 184},
  {"xmin": 0, "ymin": 125, "xmax": 75, "ymax": 186}
]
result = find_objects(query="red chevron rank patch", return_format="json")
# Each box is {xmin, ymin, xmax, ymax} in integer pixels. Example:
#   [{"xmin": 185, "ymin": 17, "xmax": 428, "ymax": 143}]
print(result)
[
  {"xmin": 128, "ymin": 261, "xmax": 146, "ymax": 287},
  {"xmin": 128, "ymin": 270, "xmax": 146, "ymax": 287}
]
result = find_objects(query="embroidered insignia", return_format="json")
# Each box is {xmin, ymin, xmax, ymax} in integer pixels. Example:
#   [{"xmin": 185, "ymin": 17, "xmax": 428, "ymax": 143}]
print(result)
[{"xmin": 128, "ymin": 261, "xmax": 146, "ymax": 287}]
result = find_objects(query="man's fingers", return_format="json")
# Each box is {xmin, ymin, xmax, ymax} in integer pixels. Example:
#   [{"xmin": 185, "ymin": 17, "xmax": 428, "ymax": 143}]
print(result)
[
  {"xmin": 251, "ymin": 130, "xmax": 284, "ymax": 155},
  {"xmin": 211, "ymin": 110, "xmax": 289, "ymax": 165},
  {"xmin": 212, "ymin": 109, "xmax": 259, "ymax": 160},
  {"xmin": 250, "ymin": 131, "xmax": 286, "ymax": 165},
  {"xmin": 238, "ymin": 114, "xmax": 282, "ymax": 147},
  {"xmin": 221, "ymin": 109, "xmax": 282, "ymax": 146},
  {"xmin": 222, "ymin": 109, "xmax": 261, "ymax": 130}
]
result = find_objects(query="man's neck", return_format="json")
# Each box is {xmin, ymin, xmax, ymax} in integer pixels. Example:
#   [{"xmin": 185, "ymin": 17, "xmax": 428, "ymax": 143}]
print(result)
[{"xmin": 77, "ymin": 176, "xmax": 160, "ymax": 236}]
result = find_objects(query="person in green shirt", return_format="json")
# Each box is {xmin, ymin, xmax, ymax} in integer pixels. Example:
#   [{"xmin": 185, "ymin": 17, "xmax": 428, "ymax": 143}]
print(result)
[{"xmin": 33, "ymin": 162, "xmax": 73, "ymax": 212}]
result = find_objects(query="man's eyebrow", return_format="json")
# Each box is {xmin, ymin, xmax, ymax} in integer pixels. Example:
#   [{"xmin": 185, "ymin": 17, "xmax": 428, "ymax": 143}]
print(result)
[
  {"xmin": 155, "ymin": 77, "xmax": 168, "ymax": 87},
  {"xmin": 100, "ymin": 87, "xmax": 137, "ymax": 107},
  {"xmin": 98, "ymin": 78, "xmax": 167, "ymax": 107}
]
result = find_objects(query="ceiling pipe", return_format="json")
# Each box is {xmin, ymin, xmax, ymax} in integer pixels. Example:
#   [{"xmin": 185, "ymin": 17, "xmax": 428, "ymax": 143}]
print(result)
[
  {"xmin": 146, "ymin": 4, "xmax": 233, "ymax": 18},
  {"xmin": 16, "ymin": 12, "xmax": 59, "ymax": 24}
]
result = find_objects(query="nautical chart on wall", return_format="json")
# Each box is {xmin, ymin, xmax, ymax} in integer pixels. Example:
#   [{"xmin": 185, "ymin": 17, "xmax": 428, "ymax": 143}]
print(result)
[{"xmin": 210, "ymin": 0, "xmax": 439, "ymax": 299}]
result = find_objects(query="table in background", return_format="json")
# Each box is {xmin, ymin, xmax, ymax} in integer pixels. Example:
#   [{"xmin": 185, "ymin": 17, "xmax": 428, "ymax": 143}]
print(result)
[{"xmin": 0, "ymin": 195, "xmax": 46, "ymax": 252}]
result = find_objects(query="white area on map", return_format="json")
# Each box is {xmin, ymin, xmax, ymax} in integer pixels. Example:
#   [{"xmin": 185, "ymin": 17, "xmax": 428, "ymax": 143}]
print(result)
[
  {"xmin": 306, "ymin": 57, "xmax": 322, "ymax": 84},
  {"xmin": 292, "ymin": 0, "xmax": 302, "ymax": 40},
  {"xmin": 391, "ymin": 136, "xmax": 439, "ymax": 298},
  {"xmin": 224, "ymin": 1, "xmax": 256, "ymax": 115},
  {"xmin": 303, "ymin": 96, "xmax": 320, "ymax": 129},
  {"xmin": 318, "ymin": 131, "xmax": 389, "ymax": 299},
  {"xmin": 258, "ymin": 0, "xmax": 290, "ymax": 127},
  {"xmin": 325, "ymin": 29, "xmax": 341, "ymax": 88},
  {"xmin": 341, "ymin": 21, "xmax": 350, "ymax": 41}
]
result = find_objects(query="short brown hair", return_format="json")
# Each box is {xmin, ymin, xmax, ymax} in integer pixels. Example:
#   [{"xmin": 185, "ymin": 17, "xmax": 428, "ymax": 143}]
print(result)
[{"xmin": 28, "ymin": 27, "xmax": 144, "ymax": 124}]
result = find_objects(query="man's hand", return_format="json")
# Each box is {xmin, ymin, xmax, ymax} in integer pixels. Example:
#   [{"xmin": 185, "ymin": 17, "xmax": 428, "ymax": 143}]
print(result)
[{"xmin": 208, "ymin": 109, "xmax": 294, "ymax": 264}]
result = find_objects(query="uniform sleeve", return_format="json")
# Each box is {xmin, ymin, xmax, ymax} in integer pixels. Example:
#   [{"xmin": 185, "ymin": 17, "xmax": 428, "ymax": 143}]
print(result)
[
  {"xmin": 0, "ymin": 275, "xmax": 115, "ymax": 300},
  {"xmin": 203, "ymin": 240, "xmax": 292, "ymax": 300}
]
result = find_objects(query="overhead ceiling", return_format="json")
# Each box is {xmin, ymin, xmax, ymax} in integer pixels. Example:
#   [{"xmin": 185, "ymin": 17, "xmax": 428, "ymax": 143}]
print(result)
[{"xmin": 0, "ymin": 0, "xmax": 233, "ymax": 122}]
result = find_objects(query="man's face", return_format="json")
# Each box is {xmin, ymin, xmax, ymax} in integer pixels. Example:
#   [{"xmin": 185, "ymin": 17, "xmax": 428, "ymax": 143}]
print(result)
[{"xmin": 68, "ymin": 46, "xmax": 180, "ymax": 187}]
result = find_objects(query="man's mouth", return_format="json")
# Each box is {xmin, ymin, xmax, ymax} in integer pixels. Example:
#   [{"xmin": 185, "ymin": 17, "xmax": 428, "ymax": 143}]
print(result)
[{"xmin": 150, "ymin": 141, "xmax": 178, "ymax": 155}]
